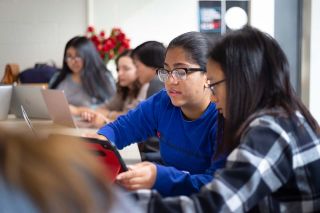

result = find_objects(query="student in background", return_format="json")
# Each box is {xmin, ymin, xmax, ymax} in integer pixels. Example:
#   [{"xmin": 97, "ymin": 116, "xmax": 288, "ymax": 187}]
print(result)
[
  {"xmin": 98, "ymin": 32, "xmax": 225, "ymax": 197},
  {"xmin": 132, "ymin": 26, "xmax": 320, "ymax": 213},
  {"xmin": 0, "ymin": 129, "xmax": 141, "ymax": 213},
  {"xmin": 49, "ymin": 36, "xmax": 116, "ymax": 108},
  {"xmin": 76, "ymin": 50, "xmax": 147, "ymax": 127},
  {"xmin": 131, "ymin": 41, "xmax": 166, "ymax": 157},
  {"xmin": 132, "ymin": 41, "xmax": 165, "ymax": 98}
]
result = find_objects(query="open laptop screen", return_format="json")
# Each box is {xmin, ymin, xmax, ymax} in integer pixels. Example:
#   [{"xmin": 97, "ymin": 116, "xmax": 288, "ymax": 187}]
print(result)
[{"xmin": 10, "ymin": 85, "xmax": 50, "ymax": 119}]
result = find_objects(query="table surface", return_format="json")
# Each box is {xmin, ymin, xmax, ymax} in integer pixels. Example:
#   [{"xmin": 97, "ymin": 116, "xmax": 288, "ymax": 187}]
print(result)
[{"xmin": 0, "ymin": 115, "xmax": 141, "ymax": 164}]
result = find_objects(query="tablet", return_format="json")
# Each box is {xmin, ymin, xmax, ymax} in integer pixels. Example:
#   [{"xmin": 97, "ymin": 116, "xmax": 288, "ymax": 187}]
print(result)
[
  {"xmin": 49, "ymin": 134, "xmax": 128, "ymax": 174},
  {"xmin": 82, "ymin": 136, "xmax": 128, "ymax": 173}
]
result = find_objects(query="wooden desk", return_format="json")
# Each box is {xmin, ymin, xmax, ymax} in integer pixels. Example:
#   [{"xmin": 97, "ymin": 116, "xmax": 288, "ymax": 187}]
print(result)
[{"xmin": 0, "ymin": 116, "xmax": 141, "ymax": 164}]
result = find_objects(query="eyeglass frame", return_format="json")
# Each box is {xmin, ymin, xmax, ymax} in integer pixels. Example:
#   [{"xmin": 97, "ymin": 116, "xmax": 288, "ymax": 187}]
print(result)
[
  {"xmin": 65, "ymin": 56, "xmax": 83, "ymax": 63},
  {"xmin": 156, "ymin": 67, "xmax": 206, "ymax": 82},
  {"xmin": 205, "ymin": 79, "xmax": 226, "ymax": 96}
]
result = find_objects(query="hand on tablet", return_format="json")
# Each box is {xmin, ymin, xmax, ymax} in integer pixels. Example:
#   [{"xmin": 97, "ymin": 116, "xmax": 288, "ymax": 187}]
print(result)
[{"xmin": 115, "ymin": 162, "xmax": 157, "ymax": 190}]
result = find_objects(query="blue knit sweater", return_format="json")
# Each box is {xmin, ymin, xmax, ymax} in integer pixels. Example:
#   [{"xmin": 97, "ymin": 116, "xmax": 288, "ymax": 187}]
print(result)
[{"xmin": 98, "ymin": 90, "xmax": 225, "ymax": 196}]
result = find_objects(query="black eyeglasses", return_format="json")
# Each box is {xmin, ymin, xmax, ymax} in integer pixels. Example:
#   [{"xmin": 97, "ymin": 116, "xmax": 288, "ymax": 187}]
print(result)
[
  {"xmin": 205, "ymin": 79, "xmax": 226, "ymax": 96},
  {"xmin": 156, "ymin": 67, "xmax": 205, "ymax": 82}
]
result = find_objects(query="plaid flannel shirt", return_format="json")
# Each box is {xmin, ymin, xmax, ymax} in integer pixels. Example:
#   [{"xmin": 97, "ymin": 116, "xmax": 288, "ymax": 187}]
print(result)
[{"xmin": 133, "ymin": 111, "xmax": 320, "ymax": 213}]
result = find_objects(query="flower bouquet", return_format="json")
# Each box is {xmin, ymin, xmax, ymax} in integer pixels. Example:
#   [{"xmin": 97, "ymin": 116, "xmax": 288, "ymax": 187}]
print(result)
[{"xmin": 86, "ymin": 26, "xmax": 130, "ymax": 64}]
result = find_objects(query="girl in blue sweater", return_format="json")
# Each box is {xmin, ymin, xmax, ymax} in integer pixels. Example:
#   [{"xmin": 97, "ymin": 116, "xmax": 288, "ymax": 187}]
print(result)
[{"xmin": 98, "ymin": 32, "xmax": 225, "ymax": 196}]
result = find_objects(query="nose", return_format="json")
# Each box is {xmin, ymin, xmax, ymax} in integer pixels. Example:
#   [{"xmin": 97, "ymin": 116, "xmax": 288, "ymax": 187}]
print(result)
[
  {"xmin": 68, "ymin": 60, "xmax": 76, "ymax": 65},
  {"xmin": 167, "ymin": 74, "xmax": 178, "ymax": 84}
]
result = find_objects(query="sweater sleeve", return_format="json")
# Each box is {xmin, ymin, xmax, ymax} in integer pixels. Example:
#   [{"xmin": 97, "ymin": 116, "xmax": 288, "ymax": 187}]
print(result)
[
  {"xmin": 153, "ymin": 155, "xmax": 226, "ymax": 197},
  {"xmin": 97, "ymin": 91, "xmax": 163, "ymax": 149}
]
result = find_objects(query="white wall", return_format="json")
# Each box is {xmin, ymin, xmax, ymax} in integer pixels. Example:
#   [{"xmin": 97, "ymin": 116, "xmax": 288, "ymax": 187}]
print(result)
[
  {"xmin": 0, "ymin": 0, "xmax": 87, "ymax": 78},
  {"xmin": 93, "ymin": 0, "xmax": 198, "ymax": 47},
  {"xmin": 309, "ymin": 0, "xmax": 320, "ymax": 123},
  {"xmin": 250, "ymin": 0, "xmax": 275, "ymax": 36}
]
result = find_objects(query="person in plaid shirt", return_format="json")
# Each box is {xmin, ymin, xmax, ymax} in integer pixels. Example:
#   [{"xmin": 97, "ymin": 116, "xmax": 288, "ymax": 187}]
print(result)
[{"xmin": 131, "ymin": 26, "xmax": 320, "ymax": 212}]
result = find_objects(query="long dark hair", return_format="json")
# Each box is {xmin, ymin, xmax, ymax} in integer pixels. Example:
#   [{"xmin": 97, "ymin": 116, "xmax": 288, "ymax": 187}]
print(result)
[
  {"xmin": 50, "ymin": 36, "xmax": 116, "ymax": 104},
  {"xmin": 208, "ymin": 26, "xmax": 319, "ymax": 155},
  {"xmin": 167, "ymin": 31, "xmax": 211, "ymax": 71},
  {"xmin": 115, "ymin": 50, "xmax": 141, "ymax": 101},
  {"xmin": 131, "ymin": 41, "xmax": 165, "ymax": 68}
]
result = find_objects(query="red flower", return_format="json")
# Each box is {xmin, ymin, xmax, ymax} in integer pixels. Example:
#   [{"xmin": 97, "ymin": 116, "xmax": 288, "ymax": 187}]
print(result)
[
  {"xmin": 87, "ymin": 26, "xmax": 94, "ymax": 33},
  {"xmin": 116, "ymin": 32, "xmax": 125, "ymax": 42},
  {"xmin": 100, "ymin": 30, "xmax": 105, "ymax": 37},
  {"xmin": 85, "ymin": 26, "xmax": 130, "ymax": 63},
  {"xmin": 118, "ymin": 46, "xmax": 125, "ymax": 55},
  {"xmin": 105, "ymin": 38, "xmax": 116, "ymax": 49},
  {"xmin": 121, "ymin": 39, "xmax": 130, "ymax": 49},
  {"xmin": 97, "ymin": 44, "xmax": 103, "ymax": 51}
]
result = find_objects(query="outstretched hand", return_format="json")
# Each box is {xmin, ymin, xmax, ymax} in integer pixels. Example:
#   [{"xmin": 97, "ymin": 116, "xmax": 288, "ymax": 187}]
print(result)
[{"xmin": 81, "ymin": 111, "xmax": 110, "ymax": 128}]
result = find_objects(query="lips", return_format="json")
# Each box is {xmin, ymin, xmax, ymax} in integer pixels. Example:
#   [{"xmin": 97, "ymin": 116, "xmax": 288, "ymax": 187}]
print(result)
[{"xmin": 168, "ymin": 89, "xmax": 182, "ymax": 96}]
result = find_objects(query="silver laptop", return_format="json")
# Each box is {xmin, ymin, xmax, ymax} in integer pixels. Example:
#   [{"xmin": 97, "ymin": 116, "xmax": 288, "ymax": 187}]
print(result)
[
  {"xmin": 0, "ymin": 85, "xmax": 13, "ymax": 120},
  {"xmin": 10, "ymin": 85, "xmax": 50, "ymax": 119},
  {"xmin": 41, "ymin": 89, "xmax": 77, "ymax": 128}
]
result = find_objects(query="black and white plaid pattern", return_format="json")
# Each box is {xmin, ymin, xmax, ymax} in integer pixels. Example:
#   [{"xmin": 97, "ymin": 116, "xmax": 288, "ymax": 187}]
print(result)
[{"xmin": 132, "ymin": 111, "xmax": 320, "ymax": 213}]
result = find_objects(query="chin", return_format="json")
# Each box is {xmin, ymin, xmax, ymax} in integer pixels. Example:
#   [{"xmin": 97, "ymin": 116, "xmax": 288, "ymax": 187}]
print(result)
[
  {"xmin": 71, "ymin": 69, "xmax": 81, "ymax": 74},
  {"xmin": 169, "ymin": 99, "xmax": 185, "ymax": 108}
]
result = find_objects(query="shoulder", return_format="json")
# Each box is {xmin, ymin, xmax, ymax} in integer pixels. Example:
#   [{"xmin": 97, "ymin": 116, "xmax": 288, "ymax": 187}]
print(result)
[
  {"xmin": 244, "ymin": 110, "xmax": 303, "ymax": 135},
  {"xmin": 240, "ymin": 110, "xmax": 314, "ymax": 149},
  {"xmin": 242, "ymin": 113, "xmax": 290, "ymax": 141}
]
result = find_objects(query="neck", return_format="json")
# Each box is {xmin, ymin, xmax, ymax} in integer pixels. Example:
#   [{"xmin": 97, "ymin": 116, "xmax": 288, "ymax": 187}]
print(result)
[
  {"xmin": 71, "ymin": 73, "xmax": 81, "ymax": 83},
  {"xmin": 181, "ymin": 98, "xmax": 211, "ymax": 121}
]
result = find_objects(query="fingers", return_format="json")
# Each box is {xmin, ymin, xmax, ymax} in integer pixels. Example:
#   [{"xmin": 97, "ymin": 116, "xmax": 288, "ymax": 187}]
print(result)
[
  {"xmin": 81, "ymin": 111, "xmax": 97, "ymax": 122},
  {"xmin": 116, "ymin": 171, "xmax": 147, "ymax": 190},
  {"xmin": 116, "ymin": 169, "xmax": 139, "ymax": 181},
  {"xmin": 120, "ymin": 181, "xmax": 148, "ymax": 191},
  {"xmin": 115, "ymin": 162, "xmax": 157, "ymax": 190}
]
